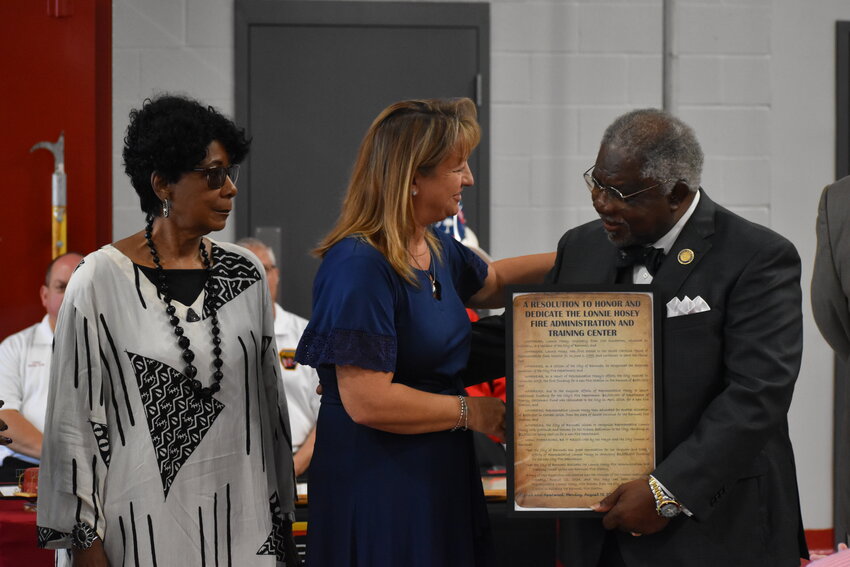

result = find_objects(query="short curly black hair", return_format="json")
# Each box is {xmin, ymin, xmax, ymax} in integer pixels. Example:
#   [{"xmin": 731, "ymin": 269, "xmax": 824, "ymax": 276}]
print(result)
[{"xmin": 122, "ymin": 94, "xmax": 251, "ymax": 216}]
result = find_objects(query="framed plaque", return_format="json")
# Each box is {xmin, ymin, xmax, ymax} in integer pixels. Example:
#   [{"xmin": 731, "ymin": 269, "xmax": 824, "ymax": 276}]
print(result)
[{"xmin": 506, "ymin": 286, "xmax": 662, "ymax": 516}]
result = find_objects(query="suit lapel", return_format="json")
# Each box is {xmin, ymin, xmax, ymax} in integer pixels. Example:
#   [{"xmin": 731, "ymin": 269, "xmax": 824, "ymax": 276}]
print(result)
[{"xmin": 651, "ymin": 190, "xmax": 716, "ymax": 302}]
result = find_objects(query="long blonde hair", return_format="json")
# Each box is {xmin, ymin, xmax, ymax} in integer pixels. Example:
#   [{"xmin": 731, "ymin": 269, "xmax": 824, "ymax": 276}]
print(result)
[{"xmin": 315, "ymin": 98, "xmax": 481, "ymax": 284}]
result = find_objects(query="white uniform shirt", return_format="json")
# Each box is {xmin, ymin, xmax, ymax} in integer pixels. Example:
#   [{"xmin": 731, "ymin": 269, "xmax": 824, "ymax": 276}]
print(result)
[
  {"xmin": 274, "ymin": 303, "xmax": 320, "ymax": 452},
  {"xmin": 0, "ymin": 315, "xmax": 52, "ymax": 465}
]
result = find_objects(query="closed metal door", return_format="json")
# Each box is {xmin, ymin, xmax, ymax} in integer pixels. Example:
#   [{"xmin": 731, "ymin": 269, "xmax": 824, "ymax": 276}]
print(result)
[{"xmin": 236, "ymin": 1, "xmax": 490, "ymax": 317}]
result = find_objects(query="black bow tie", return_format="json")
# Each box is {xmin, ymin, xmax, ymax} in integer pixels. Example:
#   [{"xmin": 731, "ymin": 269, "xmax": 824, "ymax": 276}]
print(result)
[{"xmin": 616, "ymin": 246, "xmax": 665, "ymax": 276}]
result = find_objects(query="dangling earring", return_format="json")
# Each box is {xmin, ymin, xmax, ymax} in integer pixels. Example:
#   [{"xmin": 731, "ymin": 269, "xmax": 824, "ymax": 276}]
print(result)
[{"xmin": 161, "ymin": 198, "xmax": 171, "ymax": 218}]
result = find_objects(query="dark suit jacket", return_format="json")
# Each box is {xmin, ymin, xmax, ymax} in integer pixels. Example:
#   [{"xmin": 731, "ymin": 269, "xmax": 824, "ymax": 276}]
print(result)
[
  {"xmin": 513, "ymin": 191, "xmax": 806, "ymax": 566},
  {"xmin": 812, "ymin": 177, "xmax": 850, "ymax": 544}
]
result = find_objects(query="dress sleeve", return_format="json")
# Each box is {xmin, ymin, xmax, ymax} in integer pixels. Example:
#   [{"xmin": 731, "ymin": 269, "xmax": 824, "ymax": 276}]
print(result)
[
  {"xmin": 259, "ymin": 273, "xmax": 298, "ymax": 518},
  {"xmin": 37, "ymin": 256, "xmax": 109, "ymax": 549},
  {"xmin": 439, "ymin": 231, "xmax": 488, "ymax": 303},
  {"xmin": 295, "ymin": 244, "xmax": 398, "ymax": 372}
]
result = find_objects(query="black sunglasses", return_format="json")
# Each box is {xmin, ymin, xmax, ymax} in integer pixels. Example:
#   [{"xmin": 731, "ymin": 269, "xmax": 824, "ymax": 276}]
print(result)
[{"xmin": 192, "ymin": 164, "xmax": 240, "ymax": 189}]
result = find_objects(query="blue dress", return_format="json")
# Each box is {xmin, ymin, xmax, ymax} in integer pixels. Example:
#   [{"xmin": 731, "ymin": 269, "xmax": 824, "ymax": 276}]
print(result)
[{"xmin": 295, "ymin": 229, "xmax": 495, "ymax": 566}]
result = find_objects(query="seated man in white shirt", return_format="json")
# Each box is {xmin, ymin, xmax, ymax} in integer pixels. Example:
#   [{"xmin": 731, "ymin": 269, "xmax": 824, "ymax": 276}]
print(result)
[
  {"xmin": 0, "ymin": 252, "xmax": 83, "ymax": 483},
  {"xmin": 236, "ymin": 238, "xmax": 319, "ymax": 477}
]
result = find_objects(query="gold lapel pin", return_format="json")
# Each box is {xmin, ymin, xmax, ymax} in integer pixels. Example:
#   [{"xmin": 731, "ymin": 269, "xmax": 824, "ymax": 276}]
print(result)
[{"xmin": 677, "ymin": 249, "xmax": 695, "ymax": 265}]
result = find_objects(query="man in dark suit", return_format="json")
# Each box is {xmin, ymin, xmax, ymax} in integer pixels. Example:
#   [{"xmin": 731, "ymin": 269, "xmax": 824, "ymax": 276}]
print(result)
[
  {"xmin": 490, "ymin": 109, "xmax": 808, "ymax": 566},
  {"xmin": 812, "ymin": 177, "xmax": 850, "ymax": 547}
]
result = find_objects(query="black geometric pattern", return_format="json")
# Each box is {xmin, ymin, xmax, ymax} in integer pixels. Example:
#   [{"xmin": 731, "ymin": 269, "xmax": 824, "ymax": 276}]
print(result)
[
  {"xmin": 203, "ymin": 246, "xmax": 261, "ymax": 318},
  {"xmin": 127, "ymin": 351, "xmax": 225, "ymax": 498},
  {"xmin": 91, "ymin": 421, "xmax": 111, "ymax": 467},
  {"xmin": 256, "ymin": 491, "xmax": 287, "ymax": 561},
  {"xmin": 37, "ymin": 526, "xmax": 68, "ymax": 548}
]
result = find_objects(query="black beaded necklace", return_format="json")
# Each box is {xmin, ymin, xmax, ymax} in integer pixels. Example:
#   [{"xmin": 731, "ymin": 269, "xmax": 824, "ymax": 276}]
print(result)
[{"xmin": 144, "ymin": 215, "xmax": 224, "ymax": 398}]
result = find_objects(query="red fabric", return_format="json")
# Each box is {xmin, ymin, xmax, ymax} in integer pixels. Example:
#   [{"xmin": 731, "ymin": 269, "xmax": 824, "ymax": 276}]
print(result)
[
  {"xmin": 465, "ymin": 378, "xmax": 506, "ymax": 402},
  {"xmin": 466, "ymin": 378, "xmax": 507, "ymax": 444},
  {"xmin": 463, "ymin": 308, "xmax": 507, "ymax": 442},
  {"xmin": 463, "ymin": 309, "xmax": 506, "ymax": 401},
  {"xmin": 463, "ymin": 307, "xmax": 503, "ymax": 399},
  {"xmin": 0, "ymin": 500, "xmax": 54, "ymax": 566}
]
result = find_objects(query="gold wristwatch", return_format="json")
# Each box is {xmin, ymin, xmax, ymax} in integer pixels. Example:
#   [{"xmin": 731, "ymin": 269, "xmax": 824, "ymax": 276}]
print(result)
[{"xmin": 648, "ymin": 475, "xmax": 682, "ymax": 518}]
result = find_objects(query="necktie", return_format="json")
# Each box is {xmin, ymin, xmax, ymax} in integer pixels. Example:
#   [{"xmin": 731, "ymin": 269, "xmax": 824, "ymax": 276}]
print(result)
[{"xmin": 616, "ymin": 246, "xmax": 665, "ymax": 276}]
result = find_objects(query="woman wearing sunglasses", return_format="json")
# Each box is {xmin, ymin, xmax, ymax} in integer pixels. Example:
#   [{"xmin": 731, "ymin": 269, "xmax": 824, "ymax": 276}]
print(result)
[{"xmin": 37, "ymin": 95, "xmax": 301, "ymax": 566}]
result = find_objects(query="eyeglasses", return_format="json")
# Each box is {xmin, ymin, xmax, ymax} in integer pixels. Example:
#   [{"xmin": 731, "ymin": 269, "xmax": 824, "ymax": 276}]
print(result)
[
  {"xmin": 192, "ymin": 164, "xmax": 240, "ymax": 189},
  {"xmin": 583, "ymin": 166, "xmax": 667, "ymax": 202}
]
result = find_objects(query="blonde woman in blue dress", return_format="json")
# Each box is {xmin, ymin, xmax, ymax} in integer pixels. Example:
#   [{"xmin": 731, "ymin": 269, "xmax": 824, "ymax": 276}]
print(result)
[{"xmin": 296, "ymin": 98, "xmax": 553, "ymax": 566}]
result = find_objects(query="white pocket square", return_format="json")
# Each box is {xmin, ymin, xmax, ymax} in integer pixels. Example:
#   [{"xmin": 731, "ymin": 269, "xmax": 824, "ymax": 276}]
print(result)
[{"xmin": 666, "ymin": 295, "xmax": 711, "ymax": 318}]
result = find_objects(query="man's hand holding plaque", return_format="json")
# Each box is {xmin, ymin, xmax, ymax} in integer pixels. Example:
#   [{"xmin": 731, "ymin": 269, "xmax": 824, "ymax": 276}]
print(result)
[{"xmin": 592, "ymin": 478, "xmax": 669, "ymax": 536}]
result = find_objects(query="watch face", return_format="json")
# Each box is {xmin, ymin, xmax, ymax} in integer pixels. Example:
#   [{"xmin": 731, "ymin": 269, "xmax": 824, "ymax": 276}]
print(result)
[{"xmin": 660, "ymin": 502, "xmax": 681, "ymax": 518}]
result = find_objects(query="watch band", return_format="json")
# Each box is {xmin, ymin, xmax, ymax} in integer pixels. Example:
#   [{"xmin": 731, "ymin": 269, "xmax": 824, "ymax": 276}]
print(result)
[{"xmin": 648, "ymin": 475, "xmax": 682, "ymax": 518}]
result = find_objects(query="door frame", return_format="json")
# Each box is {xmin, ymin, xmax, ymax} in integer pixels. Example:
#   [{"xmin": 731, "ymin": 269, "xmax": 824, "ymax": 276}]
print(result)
[
  {"xmin": 234, "ymin": 0, "xmax": 491, "ymax": 250},
  {"xmin": 833, "ymin": 20, "xmax": 850, "ymax": 545},
  {"xmin": 838, "ymin": 21, "xmax": 850, "ymax": 179}
]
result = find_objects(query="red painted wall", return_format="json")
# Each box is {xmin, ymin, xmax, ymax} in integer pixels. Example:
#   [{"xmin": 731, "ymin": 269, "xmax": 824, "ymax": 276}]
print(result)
[{"xmin": 0, "ymin": 0, "xmax": 111, "ymax": 339}]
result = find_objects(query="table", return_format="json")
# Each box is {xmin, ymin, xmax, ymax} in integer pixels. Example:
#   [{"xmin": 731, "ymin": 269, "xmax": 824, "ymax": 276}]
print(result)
[{"xmin": 0, "ymin": 498, "xmax": 54, "ymax": 567}]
